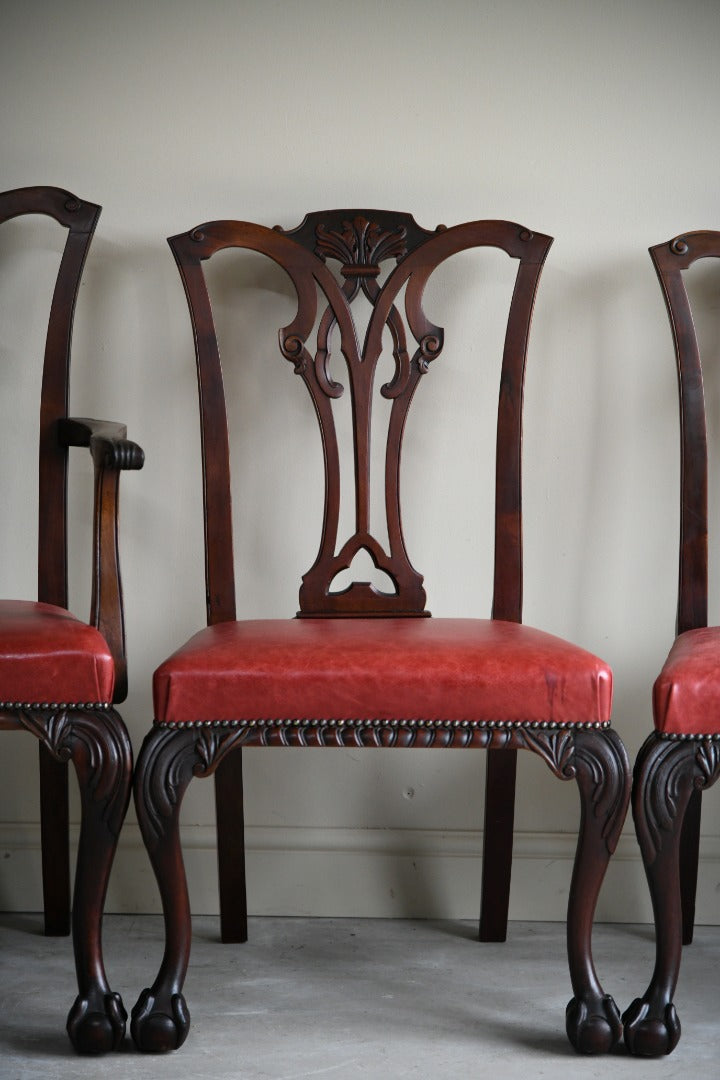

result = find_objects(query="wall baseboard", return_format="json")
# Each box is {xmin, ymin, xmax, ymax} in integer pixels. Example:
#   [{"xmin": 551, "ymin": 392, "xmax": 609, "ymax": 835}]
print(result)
[{"xmin": 2, "ymin": 822, "xmax": 719, "ymax": 924}]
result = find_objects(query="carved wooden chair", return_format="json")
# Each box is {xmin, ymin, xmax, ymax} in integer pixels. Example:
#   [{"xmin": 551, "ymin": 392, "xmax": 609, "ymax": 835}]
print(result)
[
  {"xmin": 624, "ymin": 231, "xmax": 720, "ymax": 1056},
  {"xmin": 130, "ymin": 210, "xmax": 630, "ymax": 1055},
  {"xmin": 0, "ymin": 186, "xmax": 143, "ymax": 1052}
]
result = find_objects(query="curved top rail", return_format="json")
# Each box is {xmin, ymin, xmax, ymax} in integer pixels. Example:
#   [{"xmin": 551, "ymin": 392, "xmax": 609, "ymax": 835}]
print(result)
[
  {"xmin": 0, "ymin": 186, "xmax": 100, "ymax": 233},
  {"xmin": 650, "ymin": 230, "xmax": 720, "ymax": 272}
]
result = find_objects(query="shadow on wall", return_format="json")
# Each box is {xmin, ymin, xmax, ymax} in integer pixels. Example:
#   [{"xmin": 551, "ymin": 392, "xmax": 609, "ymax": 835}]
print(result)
[{"xmin": 523, "ymin": 255, "xmax": 679, "ymax": 748}]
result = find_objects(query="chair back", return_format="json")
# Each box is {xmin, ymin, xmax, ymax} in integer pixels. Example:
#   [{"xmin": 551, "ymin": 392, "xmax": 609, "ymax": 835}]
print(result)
[
  {"xmin": 650, "ymin": 232, "xmax": 720, "ymax": 635},
  {"xmin": 169, "ymin": 211, "xmax": 552, "ymax": 625},
  {"xmin": 0, "ymin": 186, "xmax": 100, "ymax": 609}
]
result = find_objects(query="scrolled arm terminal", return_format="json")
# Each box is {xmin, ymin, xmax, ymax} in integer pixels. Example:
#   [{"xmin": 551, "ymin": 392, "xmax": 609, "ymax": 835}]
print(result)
[{"xmin": 59, "ymin": 417, "xmax": 145, "ymax": 470}]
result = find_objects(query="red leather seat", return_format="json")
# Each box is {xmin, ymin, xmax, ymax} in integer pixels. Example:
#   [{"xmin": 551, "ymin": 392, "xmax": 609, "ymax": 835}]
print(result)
[
  {"xmin": 653, "ymin": 627, "xmax": 720, "ymax": 736},
  {"xmin": 0, "ymin": 600, "xmax": 115, "ymax": 704},
  {"xmin": 155, "ymin": 617, "xmax": 612, "ymax": 727}
]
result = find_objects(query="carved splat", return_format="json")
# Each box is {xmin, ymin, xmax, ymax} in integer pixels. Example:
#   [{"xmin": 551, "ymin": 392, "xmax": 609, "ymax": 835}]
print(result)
[{"xmin": 169, "ymin": 212, "xmax": 552, "ymax": 622}]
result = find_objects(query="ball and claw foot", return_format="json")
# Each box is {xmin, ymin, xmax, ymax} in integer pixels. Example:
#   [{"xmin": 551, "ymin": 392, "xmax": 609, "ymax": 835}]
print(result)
[
  {"xmin": 566, "ymin": 994, "xmax": 623, "ymax": 1054},
  {"xmin": 131, "ymin": 987, "xmax": 191, "ymax": 1053},
  {"xmin": 622, "ymin": 998, "xmax": 681, "ymax": 1056},
  {"xmin": 66, "ymin": 991, "xmax": 127, "ymax": 1054}
]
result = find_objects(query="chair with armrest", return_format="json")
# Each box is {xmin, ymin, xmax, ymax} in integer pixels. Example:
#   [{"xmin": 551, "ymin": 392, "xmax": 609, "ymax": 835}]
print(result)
[
  {"xmin": 0, "ymin": 186, "xmax": 143, "ymax": 1052},
  {"xmin": 624, "ymin": 230, "xmax": 720, "ymax": 1056},
  {"xmin": 129, "ymin": 210, "xmax": 630, "ymax": 1055}
]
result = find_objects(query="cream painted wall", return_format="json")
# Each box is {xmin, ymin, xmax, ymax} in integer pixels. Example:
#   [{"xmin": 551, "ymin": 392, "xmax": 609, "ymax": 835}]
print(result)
[{"xmin": 2, "ymin": 0, "xmax": 720, "ymax": 923}]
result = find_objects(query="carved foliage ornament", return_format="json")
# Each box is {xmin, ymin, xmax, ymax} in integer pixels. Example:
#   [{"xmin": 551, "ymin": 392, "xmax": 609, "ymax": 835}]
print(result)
[
  {"xmin": 314, "ymin": 216, "xmax": 408, "ymax": 276},
  {"xmin": 140, "ymin": 723, "xmax": 624, "ymax": 859},
  {"xmin": 633, "ymin": 735, "xmax": 720, "ymax": 865},
  {"xmin": 12, "ymin": 705, "xmax": 130, "ymax": 837}
]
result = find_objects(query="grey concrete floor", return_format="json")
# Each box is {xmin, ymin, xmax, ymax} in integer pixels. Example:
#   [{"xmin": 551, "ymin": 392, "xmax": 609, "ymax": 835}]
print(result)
[{"xmin": 0, "ymin": 916, "xmax": 718, "ymax": 1079}]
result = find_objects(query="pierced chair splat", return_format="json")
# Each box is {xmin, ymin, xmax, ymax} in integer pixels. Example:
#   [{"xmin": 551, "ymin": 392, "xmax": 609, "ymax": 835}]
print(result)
[
  {"xmin": 130, "ymin": 210, "xmax": 630, "ymax": 1055},
  {"xmin": 624, "ymin": 230, "xmax": 720, "ymax": 1057},
  {"xmin": 0, "ymin": 187, "xmax": 143, "ymax": 1053}
]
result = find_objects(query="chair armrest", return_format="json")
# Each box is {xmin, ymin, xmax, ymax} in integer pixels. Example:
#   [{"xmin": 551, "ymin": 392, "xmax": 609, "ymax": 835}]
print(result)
[
  {"xmin": 58, "ymin": 417, "xmax": 145, "ymax": 703},
  {"xmin": 58, "ymin": 416, "xmax": 144, "ymax": 470}
]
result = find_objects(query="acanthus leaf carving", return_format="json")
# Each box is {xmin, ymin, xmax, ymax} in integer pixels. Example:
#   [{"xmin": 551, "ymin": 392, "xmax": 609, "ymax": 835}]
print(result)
[
  {"xmin": 695, "ymin": 737, "xmax": 720, "ymax": 789},
  {"xmin": 139, "ymin": 725, "xmax": 246, "ymax": 850},
  {"xmin": 634, "ymin": 737, "xmax": 695, "ymax": 864},
  {"xmin": 571, "ymin": 728, "xmax": 630, "ymax": 855},
  {"xmin": 315, "ymin": 217, "xmax": 407, "ymax": 274},
  {"xmin": 14, "ymin": 705, "xmax": 131, "ymax": 838},
  {"xmin": 629, "ymin": 735, "xmax": 720, "ymax": 866},
  {"xmin": 521, "ymin": 728, "xmax": 576, "ymax": 779}
]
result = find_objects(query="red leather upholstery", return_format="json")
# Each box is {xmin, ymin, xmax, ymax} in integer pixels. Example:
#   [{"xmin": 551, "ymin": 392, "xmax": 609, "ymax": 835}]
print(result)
[
  {"xmin": 154, "ymin": 617, "xmax": 612, "ymax": 726},
  {"xmin": 0, "ymin": 600, "xmax": 115, "ymax": 703},
  {"xmin": 653, "ymin": 626, "xmax": 720, "ymax": 735}
]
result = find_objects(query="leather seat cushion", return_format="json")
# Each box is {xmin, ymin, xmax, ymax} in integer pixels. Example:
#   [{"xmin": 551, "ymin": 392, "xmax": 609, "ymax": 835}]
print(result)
[
  {"xmin": 154, "ymin": 617, "xmax": 612, "ymax": 726},
  {"xmin": 0, "ymin": 600, "xmax": 115, "ymax": 704},
  {"xmin": 654, "ymin": 627, "xmax": 720, "ymax": 735}
]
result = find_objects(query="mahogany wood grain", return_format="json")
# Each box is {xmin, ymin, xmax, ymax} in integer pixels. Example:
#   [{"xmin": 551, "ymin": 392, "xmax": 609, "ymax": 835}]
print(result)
[
  {"xmin": 38, "ymin": 745, "xmax": 70, "ymax": 935},
  {"xmin": 479, "ymin": 748, "xmax": 517, "ymax": 941},
  {"xmin": 214, "ymin": 750, "xmax": 248, "ymax": 944}
]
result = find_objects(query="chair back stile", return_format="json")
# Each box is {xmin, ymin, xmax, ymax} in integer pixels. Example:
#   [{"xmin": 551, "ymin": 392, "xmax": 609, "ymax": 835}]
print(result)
[
  {"xmin": 492, "ymin": 257, "xmax": 549, "ymax": 623},
  {"xmin": 0, "ymin": 187, "xmax": 101, "ymax": 611},
  {"xmin": 170, "ymin": 250, "xmax": 236, "ymax": 626},
  {"xmin": 649, "ymin": 233, "xmax": 720, "ymax": 637},
  {"xmin": 169, "ymin": 212, "xmax": 552, "ymax": 626}
]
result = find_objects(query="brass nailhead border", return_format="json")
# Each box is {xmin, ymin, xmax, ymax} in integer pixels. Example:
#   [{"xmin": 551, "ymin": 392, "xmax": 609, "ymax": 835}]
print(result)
[
  {"xmin": 0, "ymin": 701, "xmax": 111, "ymax": 710},
  {"xmin": 662, "ymin": 731, "xmax": 720, "ymax": 742},
  {"xmin": 157, "ymin": 717, "xmax": 612, "ymax": 731}
]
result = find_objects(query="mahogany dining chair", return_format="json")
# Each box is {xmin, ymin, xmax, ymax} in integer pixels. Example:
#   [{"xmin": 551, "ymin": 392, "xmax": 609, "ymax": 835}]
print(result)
[
  {"xmin": 0, "ymin": 186, "xmax": 143, "ymax": 1052},
  {"xmin": 624, "ymin": 230, "xmax": 720, "ymax": 1056},
  {"xmin": 129, "ymin": 210, "xmax": 630, "ymax": 1055}
]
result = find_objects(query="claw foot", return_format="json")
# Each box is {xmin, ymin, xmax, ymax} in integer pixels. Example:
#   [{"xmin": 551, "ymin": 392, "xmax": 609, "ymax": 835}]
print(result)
[
  {"xmin": 66, "ymin": 991, "xmax": 127, "ymax": 1053},
  {"xmin": 131, "ymin": 987, "xmax": 190, "ymax": 1053},
  {"xmin": 622, "ymin": 997, "xmax": 680, "ymax": 1056},
  {"xmin": 566, "ymin": 993, "xmax": 623, "ymax": 1054}
]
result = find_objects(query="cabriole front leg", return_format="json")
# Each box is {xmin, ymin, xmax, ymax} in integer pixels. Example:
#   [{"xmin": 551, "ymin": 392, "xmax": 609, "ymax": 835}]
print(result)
[
  {"xmin": 130, "ymin": 726, "xmax": 194, "ymax": 1053},
  {"xmin": 20, "ymin": 706, "xmax": 133, "ymax": 1053},
  {"xmin": 131, "ymin": 724, "xmax": 245, "ymax": 1053},
  {"xmin": 524, "ymin": 726, "xmax": 630, "ymax": 1053},
  {"xmin": 564, "ymin": 728, "xmax": 629, "ymax": 1053},
  {"xmin": 623, "ymin": 734, "xmax": 720, "ymax": 1057}
]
